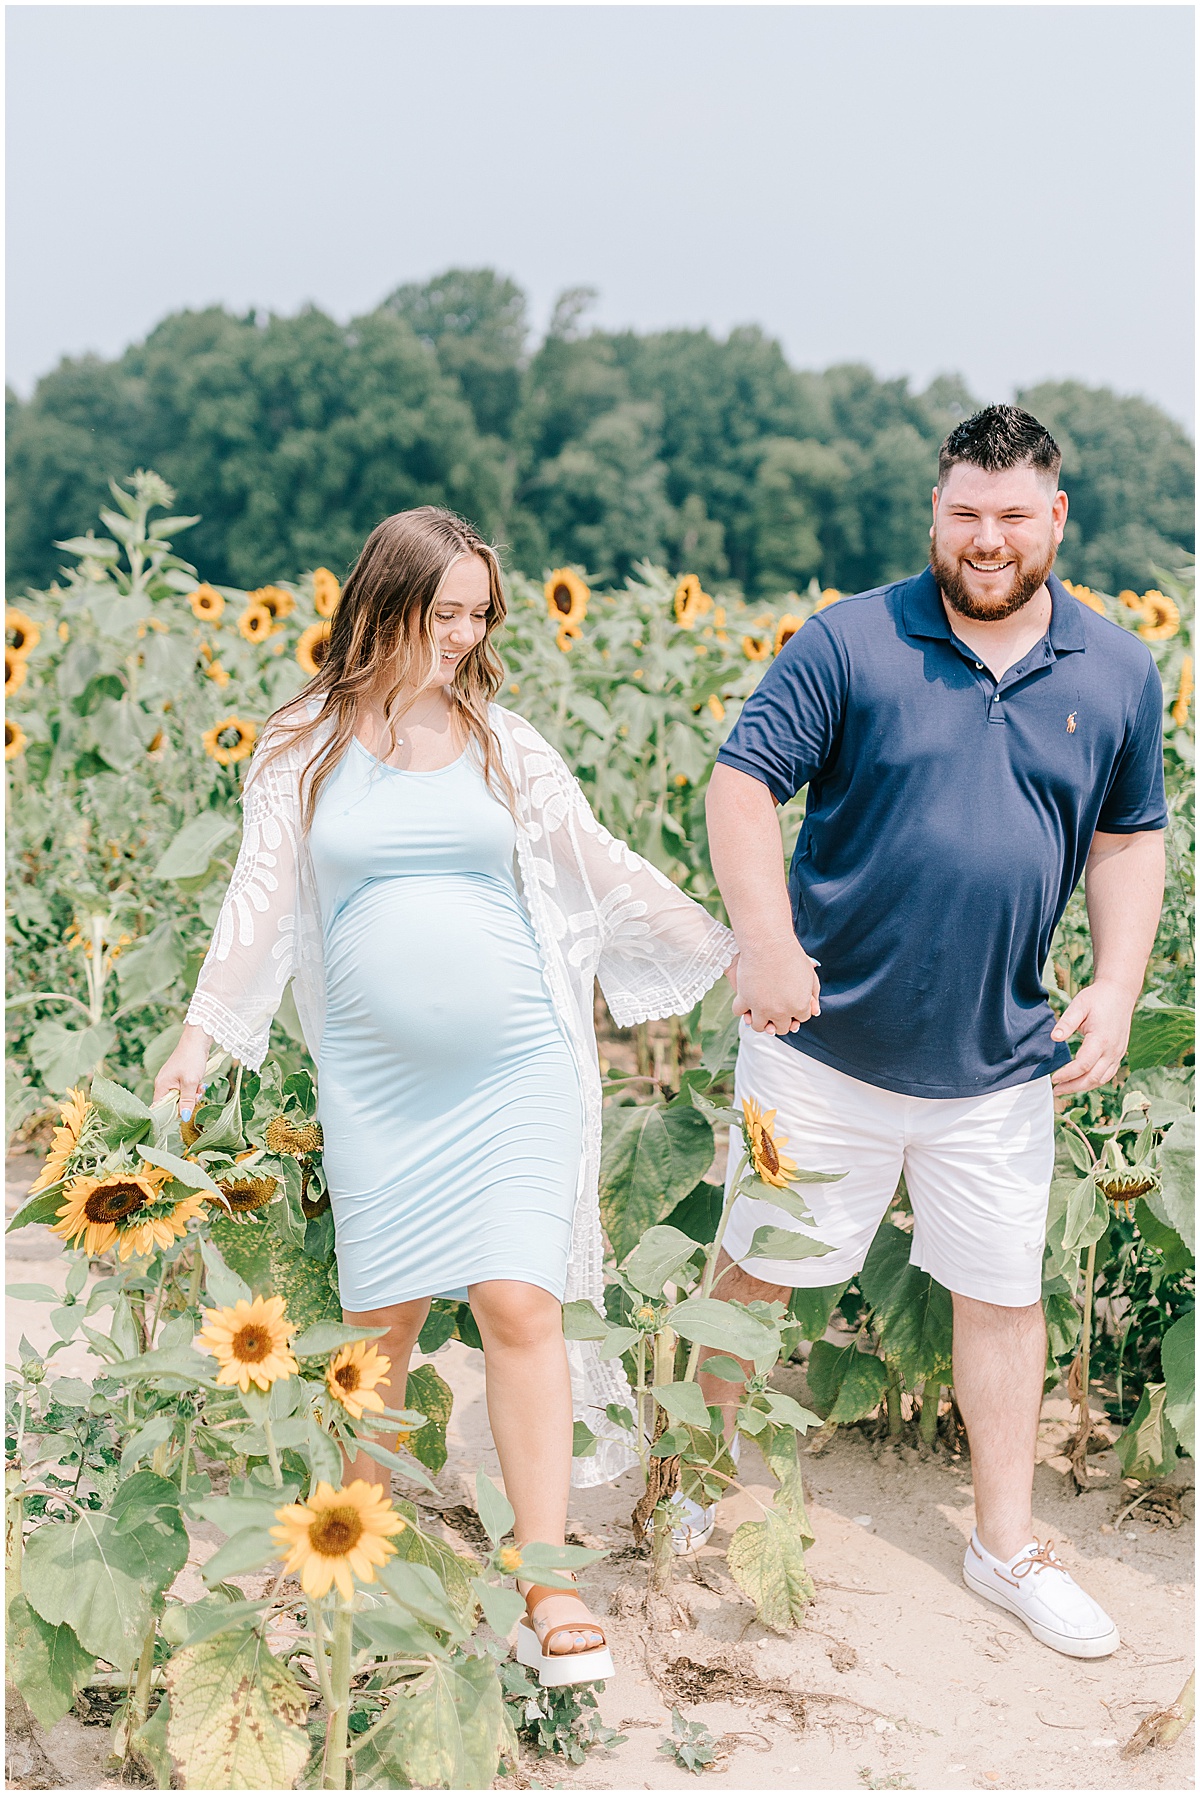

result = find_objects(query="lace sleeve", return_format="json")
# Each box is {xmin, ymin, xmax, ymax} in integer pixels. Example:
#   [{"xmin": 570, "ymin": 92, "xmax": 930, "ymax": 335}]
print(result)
[{"xmin": 185, "ymin": 742, "xmax": 302, "ymax": 1070}]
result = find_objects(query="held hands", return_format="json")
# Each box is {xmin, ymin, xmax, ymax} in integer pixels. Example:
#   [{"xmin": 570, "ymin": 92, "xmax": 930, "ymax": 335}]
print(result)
[
  {"xmin": 1050, "ymin": 980, "xmax": 1137, "ymax": 1097},
  {"xmin": 731, "ymin": 941, "xmax": 821, "ymax": 1036},
  {"xmin": 152, "ymin": 1023, "xmax": 213, "ymax": 1121}
]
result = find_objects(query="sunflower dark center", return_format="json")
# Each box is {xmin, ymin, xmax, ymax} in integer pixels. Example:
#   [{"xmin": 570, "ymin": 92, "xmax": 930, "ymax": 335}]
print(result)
[
  {"xmin": 231, "ymin": 1325, "xmax": 271, "ymax": 1363},
  {"xmin": 218, "ymin": 726, "xmax": 243, "ymax": 749},
  {"xmin": 310, "ymin": 1508, "xmax": 363, "ymax": 1555},
  {"xmin": 759, "ymin": 1131, "xmax": 780, "ymax": 1177},
  {"xmin": 86, "ymin": 1181, "xmax": 146, "ymax": 1222},
  {"xmin": 552, "ymin": 583, "xmax": 573, "ymax": 615},
  {"xmin": 311, "ymin": 635, "xmax": 329, "ymax": 667},
  {"xmin": 334, "ymin": 1364, "xmax": 361, "ymax": 1392}
]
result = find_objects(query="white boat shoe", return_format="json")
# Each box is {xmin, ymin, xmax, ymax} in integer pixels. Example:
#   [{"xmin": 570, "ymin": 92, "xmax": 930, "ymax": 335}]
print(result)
[
  {"xmin": 667, "ymin": 1435, "xmax": 740, "ymax": 1555},
  {"xmin": 962, "ymin": 1531, "xmax": 1120, "ymax": 1658}
]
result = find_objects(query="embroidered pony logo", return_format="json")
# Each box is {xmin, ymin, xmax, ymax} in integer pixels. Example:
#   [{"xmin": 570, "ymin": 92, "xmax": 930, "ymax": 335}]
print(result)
[{"xmin": 1066, "ymin": 712, "xmax": 1077, "ymax": 734}]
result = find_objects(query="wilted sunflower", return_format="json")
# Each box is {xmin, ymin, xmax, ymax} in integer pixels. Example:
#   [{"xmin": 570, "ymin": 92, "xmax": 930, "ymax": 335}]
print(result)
[
  {"xmin": 814, "ymin": 589, "xmax": 842, "ymax": 612},
  {"xmin": 6, "ymin": 608, "xmax": 40, "ymax": 658},
  {"xmin": 196, "ymin": 1293, "xmax": 298, "ymax": 1391},
  {"xmin": 270, "ymin": 1480, "xmax": 406, "ymax": 1600},
  {"xmin": 1171, "ymin": 656, "xmax": 1193, "ymax": 729},
  {"xmin": 774, "ymin": 614, "xmax": 803, "ymax": 655},
  {"xmin": 1097, "ymin": 1171, "xmax": 1160, "ymax": 1221},
  {"xmin": 1139, "ymin": 591, "xmax": 1181, "ymax": 642},
  {"xmin": 556, "ymin": 619, "xmax": 583, "ymax": 654},
  {"xmin": 237, "ymin": 603, "xmax": 275, "ymax": 644},
  {"xmin": 706, "ymin": 694, "xmax": 726, "ymax": 722},
  {"xmin": 673, "ymin": 574, "xmax": 712, "ymax": 630},
  {"xmin": 740, "ymin": 1096, "xmax": 799, "ymax": 1190},
  {"xmin": 5, "ymin": 650, "xmax": 28, "ymax": 697},
  {"xmin": 325, "ymin": 1340, "xmax": 391, "ymax": 1420},
  {"xmin": 29, "ymin": 1089, "xmax": 91, "ymax": 1194},
  {"xmin": 312, "ymin": 568, "xmax": 341, "ymax": 618},
  {"xmin": 202, "ymin": 716, "xmax": 258, "ymax": 765},
  {"xmin": 248, "ymin": 585, "xmax": 295, "ymax": 623},
  {"xmin": 188, "ymin": 584, "xmax": 225, "ymax": 623},
  {"xmin": 296, "ymin": 622, "xmax": 331, "ymax": 678},
  {"xmin": 209, "ymin": 1173, "xmax": 279, "ymax": 1217},
  {"xmin": 741, "ymin": 634, "xmax": 771, "ymax": 662},
  {"xmin": 5, "ymin": 720, "xmax": 27, "ymax": 762},
  {"xmin": 545, "ymin": 569, "xmax": 589, "ymax": 626},
  {"xmin": 266, "ymin": 1115, "xmax": 324, "ymax": 1157}
]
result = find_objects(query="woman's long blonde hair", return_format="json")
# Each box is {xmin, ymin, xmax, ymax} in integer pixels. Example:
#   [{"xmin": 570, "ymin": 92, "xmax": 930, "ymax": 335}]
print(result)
[{"xmin": 253, "ymin": 507, "xmax": 513, "ymax": 828}]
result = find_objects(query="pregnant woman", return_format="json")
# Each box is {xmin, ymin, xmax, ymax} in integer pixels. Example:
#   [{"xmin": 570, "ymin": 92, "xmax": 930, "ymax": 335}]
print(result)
[{"xmin": 155, "ymin": 507, "xmax": 735, "ymax": 1684}]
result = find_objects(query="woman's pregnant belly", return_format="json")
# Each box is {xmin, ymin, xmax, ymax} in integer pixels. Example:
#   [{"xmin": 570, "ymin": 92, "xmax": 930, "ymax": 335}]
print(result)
[{"xmin": 321, "ymin": 873, "xmax": 560, "ymax": 1090}]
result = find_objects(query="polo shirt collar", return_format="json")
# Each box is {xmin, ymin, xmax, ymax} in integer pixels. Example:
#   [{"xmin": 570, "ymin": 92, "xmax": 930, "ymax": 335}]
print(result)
[{"xmin": 902, "ymin": 565, "xmax": 1086, "ymax": 656}]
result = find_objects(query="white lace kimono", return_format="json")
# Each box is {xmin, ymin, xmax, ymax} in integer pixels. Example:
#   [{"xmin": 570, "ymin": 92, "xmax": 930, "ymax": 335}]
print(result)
[{"xmin": 187, "ymin": 704, "xmax": 736, "ymax": 1486}]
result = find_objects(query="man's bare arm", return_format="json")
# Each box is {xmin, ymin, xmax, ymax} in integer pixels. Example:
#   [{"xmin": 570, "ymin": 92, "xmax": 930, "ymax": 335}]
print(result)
[
  {"xmin": 705, "ymin": 762, "xmax": 820, "ymax": 1034},
  {"xmin": 1050, "ymin": 829, "xmax": 1166, "ymax": 1095}
]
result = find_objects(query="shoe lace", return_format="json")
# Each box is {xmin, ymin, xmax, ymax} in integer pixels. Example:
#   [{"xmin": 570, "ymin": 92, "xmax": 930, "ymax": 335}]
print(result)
[{"xmin": 1010, "ymin": 1539, "xmax": 1064, "ymax": 1579}]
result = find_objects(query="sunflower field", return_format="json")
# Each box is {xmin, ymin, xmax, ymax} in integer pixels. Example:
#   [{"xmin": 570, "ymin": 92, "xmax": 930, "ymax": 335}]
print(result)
[{"xmin": 4, "ymin": 473, "xmax": 1195, "ymax": 1787}]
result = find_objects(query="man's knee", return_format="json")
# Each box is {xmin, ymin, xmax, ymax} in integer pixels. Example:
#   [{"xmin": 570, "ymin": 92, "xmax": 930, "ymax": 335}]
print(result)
[{"xmin": 712, "ymin": 1247, "xmax": 793, "ymax": 1309}]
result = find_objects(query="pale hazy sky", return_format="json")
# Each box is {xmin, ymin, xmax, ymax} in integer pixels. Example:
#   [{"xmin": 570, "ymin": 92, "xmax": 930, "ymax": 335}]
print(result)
[{"xmin": 6, "ymin": 4, "xmax": 1195, "ymax": 426}]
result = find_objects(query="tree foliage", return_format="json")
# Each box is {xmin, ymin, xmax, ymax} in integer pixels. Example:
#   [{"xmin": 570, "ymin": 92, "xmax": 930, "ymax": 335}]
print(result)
[{"xmin": 8, "ymin": 271, "xmax": 1192, "ymax": 598}]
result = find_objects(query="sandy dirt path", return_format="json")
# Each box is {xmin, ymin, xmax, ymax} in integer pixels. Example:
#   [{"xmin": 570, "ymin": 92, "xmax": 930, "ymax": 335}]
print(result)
[{"xmin": 6, "ymin": 1152, "xmax": 1193, "ymax": 1792}]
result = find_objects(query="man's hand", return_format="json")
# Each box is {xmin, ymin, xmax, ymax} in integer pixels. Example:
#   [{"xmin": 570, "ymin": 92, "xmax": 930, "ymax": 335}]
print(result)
[
  {"xmin": 733, "ymin": 940, "xmax": 821, "ymax": 1036},
  {"xmin": 1050, "ymin": 980, "xmax": 1137, "ymax": 1096}
]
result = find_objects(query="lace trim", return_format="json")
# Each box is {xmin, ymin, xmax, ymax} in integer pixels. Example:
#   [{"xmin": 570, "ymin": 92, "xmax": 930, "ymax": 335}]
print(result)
[
  {"xmin": 604, "ymin": 920, "xmax": 737, "ymax": 1029},
  {"xmin": 185, "ymin": 992, "xmax": 270, "ymax": 1072}
]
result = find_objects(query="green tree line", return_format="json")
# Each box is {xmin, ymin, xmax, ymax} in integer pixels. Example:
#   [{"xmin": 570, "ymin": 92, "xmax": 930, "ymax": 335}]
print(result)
[{"xmin": 6, "ymin": 268, "xmax": 1194, "ymax": 599}]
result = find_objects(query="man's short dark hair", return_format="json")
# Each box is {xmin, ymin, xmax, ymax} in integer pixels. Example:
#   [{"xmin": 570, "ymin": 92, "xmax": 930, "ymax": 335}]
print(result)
[{"xmin": 937, "ymin": 405, "xmax": 1062, "ymax": 488}]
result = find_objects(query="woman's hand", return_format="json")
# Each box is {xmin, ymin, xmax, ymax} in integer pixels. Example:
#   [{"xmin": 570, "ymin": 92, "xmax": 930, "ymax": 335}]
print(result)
[{"xmin": 152, "ymin": 1023, "xmax": 213, "ymax": 1121}]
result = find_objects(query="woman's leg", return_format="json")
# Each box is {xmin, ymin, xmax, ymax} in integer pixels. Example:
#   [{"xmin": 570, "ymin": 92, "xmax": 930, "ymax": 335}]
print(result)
[
  {"xmin": 340, "ymin": 1297, "xmax": 431, "ymax": 1490},
  {"xmin": 468, "ymin": 1279, "xmax": 603, "ymax": 1654}
]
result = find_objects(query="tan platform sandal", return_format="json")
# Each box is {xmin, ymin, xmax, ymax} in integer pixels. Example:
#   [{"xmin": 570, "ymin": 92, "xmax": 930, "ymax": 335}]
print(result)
[{"xmin": 514, "ymin": 1580, "xmax": 615, "ymax": 1687}]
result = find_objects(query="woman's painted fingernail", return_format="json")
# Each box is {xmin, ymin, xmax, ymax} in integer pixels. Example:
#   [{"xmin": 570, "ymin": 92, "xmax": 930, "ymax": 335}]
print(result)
[{"xmin": 180, "ymin": 1105, "xmax": 193, "ymax": 1121}]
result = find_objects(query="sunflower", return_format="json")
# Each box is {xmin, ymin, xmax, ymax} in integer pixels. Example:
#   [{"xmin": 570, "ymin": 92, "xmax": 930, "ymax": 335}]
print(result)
[
  {"xmin": 1118, "ymin": 589, "xmax": 1144, "ymax": 611},
  {"xmin": 545, "ymin": 569, "xmax": 589, "ymax": 626},
  {"xmin": 673, "ymin": 574, "xmax": 712, "ymax": 630},
  {"xmin": 814, "ymin": 589, "xmax": 842, "ymax": 612},
  {"xmin": 248, "ymin": 585, "xmax": 295, "ymax": 624},
  {"xmin": 5, "ymin": 720, "xmax": 27, "ymax": 762},
  {"xmin": 6, "ymin": 650, "xmax": 28, "ymax": 697},
  {"xmin": 1063, "ymin": 580, "xmax": 1106, "ymax": 616},
  {"xmin": 312, "ymin": 568, "xmax": 341, "ymax": 618},
  {"xmin": 270, "ymin": 1480, "xmax": 406, "ymax": 1601},
  {"xmin": 1139, "ymin": 590, "xmax": 1181, "ymax": 642},
  {"xmin": 1097, "ymin": 1171, "xmax": 1159, "ymax": 1221},
  {"xmin": 6, "ymin": 609, "xmax": 40, "ymax": 658},
  {"xmin": 741, "ymin": 634, "xmax": 771, "ymax": 662},
  {"xmin": 706, "ymin": 694, "xmax": 726, "ymax": 722},
  {"xmin": 497, "ymin": 1545, "xmax": 524, "ymax": 1574},
  {"xmin": 205, "ymin": 660, "xmax": 231, "ymax": 688},
  {"xmin": 296, "ymin": 622, "xmax": 331, "ymax": 678},
  {"xmin": 265, "ymin": 1116, "xmax": 324, "ymax": 1157},
  {"xmin": 208, "ymin": 1173, "xmax": 279, "ymax": 1217},
  {"xmin": 52, "ymin": 1167, "xmax": 188, "ymax": 1258},
  {"xmin": 188, "ymin": 584, "xmax": 225, "ymax": 623},
  {"xmin": 324, "ymin": 1340, "xmax": 391, "ymax": 1420},
  {"xmin": 29, "ymin": 1089, "xmax": 90, "ymax": 1194},
  {"xmin": 556, "ymin": 619, "xmax": 583, "ymax": 654},
  {"xmin": 202, "ymin": 716, "xmax": 258, "ymax": 765},
  {"xmin": 237, "ymin": 604, "xmax": 275, "ymax": 644},
  {"xmin": 740, "ymin": 1095, "xmax": 799, "ymax": 1190},
  {"xmin": 1171, "ymin": 656, "xmax": 1193, "ymax": 729},
  {"xmin": 196, "ymin": 1293, "xmax": 299, "ymax": 1392},
  {"xmin": 774, "ymin": 614, "xmax": 803, "ymax": 655}
]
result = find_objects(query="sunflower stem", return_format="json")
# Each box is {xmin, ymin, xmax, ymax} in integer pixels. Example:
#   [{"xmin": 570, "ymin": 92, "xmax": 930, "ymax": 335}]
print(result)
[
  {"xmin": 683, "ymin": 1149, "xmax": 748, "ymax": 1385},
  {"xmin": 128, "ymin": 1618, "xmax": 157, "ymax": 1743},
  {"xmin": 187, "ymin": 1244, "xmax": 204, "ymax": 1310},
  {"xmin": 322, "ymin": 1599, "xmax": 354, "ymax": 1790},
  {"xmin": 1073, "ymin": 1241, "xmax": 1099, "ymax": 1466},
  {"xmin": 6, "ymin": 1467, "xmax": 25, "ymax": 1599},
  {"xmin": 263, "ymin": 1415, "xmax": 284, "ymax": 1487},
  {"xmin": 178, "ymin": 1418, "xmax": 195, "ymax": 1498},
  {"xmin": 635, "ymin": 1335, "xmax": 648, "ymax": 1475}
]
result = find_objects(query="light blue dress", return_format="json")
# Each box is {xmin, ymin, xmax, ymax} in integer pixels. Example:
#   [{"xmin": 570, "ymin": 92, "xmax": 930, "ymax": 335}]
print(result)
[{"xmin": 308, "ymin": 739, "xmax": 583, "ymax": 1312}]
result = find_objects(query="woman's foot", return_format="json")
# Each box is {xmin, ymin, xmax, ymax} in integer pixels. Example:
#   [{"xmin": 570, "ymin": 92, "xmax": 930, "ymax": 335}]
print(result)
[{"xmin": 520, "ymin": 1584, "xmax": 605, "ymax": 1654}]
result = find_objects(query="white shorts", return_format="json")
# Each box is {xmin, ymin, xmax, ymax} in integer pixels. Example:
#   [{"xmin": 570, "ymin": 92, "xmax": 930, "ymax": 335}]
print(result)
[{"xmin": 723, "ymin": 1024, "xmax": 1054, "ymax": 1307}]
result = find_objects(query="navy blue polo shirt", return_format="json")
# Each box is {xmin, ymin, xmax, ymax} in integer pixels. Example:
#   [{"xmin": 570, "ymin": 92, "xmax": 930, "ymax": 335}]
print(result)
[{"xmin": 717, "ymin": 567, "xmax": 1167, "ymax": 1098}]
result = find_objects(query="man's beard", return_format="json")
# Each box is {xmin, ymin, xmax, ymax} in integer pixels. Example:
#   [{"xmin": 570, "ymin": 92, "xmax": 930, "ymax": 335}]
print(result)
[{"xmin": 930, "ymin": 537, "xmax": 1057, "ymax": 621}]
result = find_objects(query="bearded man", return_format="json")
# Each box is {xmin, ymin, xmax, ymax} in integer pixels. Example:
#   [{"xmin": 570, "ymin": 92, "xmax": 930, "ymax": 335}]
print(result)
[{"xmin": 700, "ymin": 405, "xmax": 1166, "ymax": 1659}]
